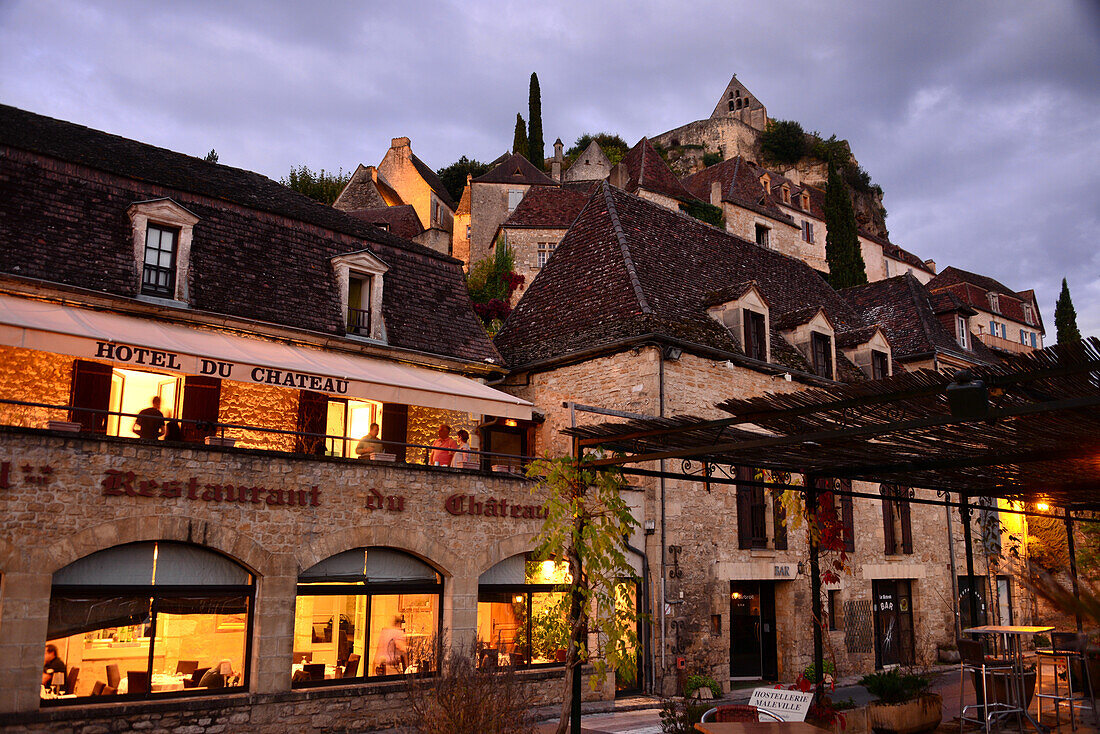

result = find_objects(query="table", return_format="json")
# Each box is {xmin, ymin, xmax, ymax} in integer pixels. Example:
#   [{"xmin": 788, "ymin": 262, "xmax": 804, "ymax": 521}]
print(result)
[
  {"xmin": 695, "ymin": 723, "xmax": 827, "ymax": 733},
  {"xmin": 117, "ymin": 673, "xmax": 187, "ymax": 694},
  {"xmin": 964, "ymin": 625, "xmax": 1054, "ymax": 733}
]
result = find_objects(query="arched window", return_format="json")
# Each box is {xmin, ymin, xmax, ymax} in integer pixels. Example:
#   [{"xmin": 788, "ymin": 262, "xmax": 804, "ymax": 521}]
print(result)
[
  {"xmin": 735, "ymin": 99, "xmax": 743, "ymax": 110},
  {"xmin": 476, "ymin": 553, "xmax": 571, "ymax": 668},
  {"xmin": 292, "ymin": 548, "xmax": 441, "ymax": 685},
  {"xmin": 44, "ymin": 542, "xmax": 253, "ymax": 703}
]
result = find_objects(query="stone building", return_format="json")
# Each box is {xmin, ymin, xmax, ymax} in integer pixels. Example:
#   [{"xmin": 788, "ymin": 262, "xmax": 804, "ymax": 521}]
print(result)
[
  {"xmin": 928, "ymin": 266, "xmax": 1046, "ymax": 354},
  {"xmin": 561, "ymin": 139, "xmax": 613, "ymax": 184},
  {"xmin": 608, "ymin": 137, "xmax": 698, "ymax": 213},
  {"xmin": 464, "ymin": 153, "xmax": 557, "ymax": 268},
  {"xmin": 0, "ymin": 105, "xmax": 627, "ymax": 732}
]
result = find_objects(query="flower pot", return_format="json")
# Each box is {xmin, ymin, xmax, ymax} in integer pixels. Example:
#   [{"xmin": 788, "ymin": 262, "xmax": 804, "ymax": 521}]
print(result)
[
  {"xmin": 868, "ymin": 693, "xmax": 941, "ymax": 734},
  {"xmin": 811, "ymin": 706, "xmax": 871, "ymax": 734},
  {"xmin": 204, "ymin": 436, "xmax": 237, "ymax": 448}
]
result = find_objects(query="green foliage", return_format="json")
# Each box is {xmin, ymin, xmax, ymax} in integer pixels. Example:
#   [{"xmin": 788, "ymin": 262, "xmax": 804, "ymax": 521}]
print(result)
[
  {"xmin": 760, "ymin": 119, "xmax": 808, "ymax": 165},
  {"xmin": 280, "ymin": 165, "xmax": 351, "ymax": 205},
  {"xmin": 436, "ymin": 156, "xmax": 490, "ymax": 202},
  {"xmin": 513, "ymin": 114, "xmax": 528, "ymax": 160},
  {"xmin": 824, "ymin": 162, "xmax": 868, "ymax": 289},
  {"xmin": 530, "ymin": 594, "xmax": 570, "ymax": 660},
  {"xmin": 565, "ymin": 133, "xmax": 629, "ymax": 167},
  {"xmin": 203, "ymin": 149, "xmax": 219, "ymax": 164},
  {"xmin": 525, "ymin": 453, "xmax": 642, "ymax": 730},
  {"xmin": 466, "ymin": 240, "xmax": 523, "ymax": 334},
  {"xmin": 685, "ymin": 672, "xmax": 722, "ymax": 699},
  {"xmin": 679, "ymin": 200, "xmax": 724, "ymax": 228},
  {"xmin": 702, "ymin": 151, "xmax": 723, "ymax": 167},
  {"xmin": 802, "ymin": 659, "xmax": 836, "ymax": 682},
  {"xmin": 859, "ymin": 669, "xmax": 932, "ymax": 704},
  {"xmin": 1056, "ymin": 278, "xmax": 1083, "ymax": 344},
  {"xmin": 659, "ymin": 697, "xmax": 710, "ymax": 733},
  {"xmin": 528, "ymin": 73, "xmax": 544, "ymax": 171}
]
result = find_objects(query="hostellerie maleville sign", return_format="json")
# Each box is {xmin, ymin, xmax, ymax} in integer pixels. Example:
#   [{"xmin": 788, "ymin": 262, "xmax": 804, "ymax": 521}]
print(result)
[
  {"xmin": 101, "ymin": 470, "xmax": 321, "ymax": 507},
  {"xmin": 747, "ymin": 688, "xmax": 813, "ymax": 722}
]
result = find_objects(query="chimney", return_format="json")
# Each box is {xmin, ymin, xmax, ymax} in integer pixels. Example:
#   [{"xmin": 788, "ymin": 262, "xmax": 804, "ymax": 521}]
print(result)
[
  {"xmin": 710, "ymin": 181, "xmax": 722, "ymax": 207},
  {"xmin": 924, "ymin": 259, "xmax": 937, "ymax": 274},
  {"xmin": 390, "ymin": 137, "xmax": 411, "ymax": 160},
  {"xmin": 552, "ymin": 138, "xmax": 563, "ymax": 183},
  {"xmin": 466, "ymin": 173, "xmax": 473, "ymax": 186}
]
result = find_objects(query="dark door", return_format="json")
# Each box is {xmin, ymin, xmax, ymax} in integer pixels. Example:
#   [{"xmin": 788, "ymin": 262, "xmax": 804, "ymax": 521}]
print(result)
[
  {"xmin": 873, "ymin": 580, "xmax": 914, "ymax": 668},
  {"xmin": 69, "ymin": 359, "xmax": 113, "ymax": 434},
  {"xmin": 730, "ymin": 581, "xmax": 777, "ymax": 680}
]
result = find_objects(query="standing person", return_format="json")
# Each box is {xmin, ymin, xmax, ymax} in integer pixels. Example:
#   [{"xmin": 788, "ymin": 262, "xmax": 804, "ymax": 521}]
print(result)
[
  {"xmin": 42, "ymin": 644, "xmax": 66, "ymax": 688},
  {"xmin": 133, "ymin": 396, "xmax": 166, "ymax": 440},
  {"xmin": 163, "ymin": 410, "xmax": 184, "ymax": 442},
  {"xmin": 454, "ymin": 429, "xmax": 472, "ymax": 465},
  {"xmin": 355, "ymin": 422, "xmax": 384, "ymax": 458},
  {"xmin": 428, "ymin": 424, "xmax": 459, "ymax": 467},
  {"xmin": 372, "ymin": 616, "xmax": 407, "ymax": 676}
]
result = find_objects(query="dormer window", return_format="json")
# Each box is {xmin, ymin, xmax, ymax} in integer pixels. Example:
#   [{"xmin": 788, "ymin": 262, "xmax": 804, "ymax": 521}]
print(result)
[
  {"xmin": 331, "ymin": 250, "xmax": 389, "ymax": 342},
  {"xmin": 871, "ymin": 350, "xmax": 890, "ymax": 380},
  {"xmin": 760, "ymin": 174, "xmax": 770, "ymax": 194},
  {"xmin": 811, "ymin": 332, "xmax": 834, "ymax": 379},
  {"xmin": 346, "ymin": 274, "xmax": 373, "ymax": 335},
  {"xmin": 988, "ymin": 293, "xmax": 1000, "ymax": 313},
  {"xmin": 1022, "ymin": 304, "xmax": 1034, "ymax": 325},
  {"xmin": 743, "ymin": 309, "xmax": 767, "ymax": 361},
  {"xmin": 128, "ymin": 198, "xmax": 199, "ymax": 305},
  {"xmin": 781, "ymin": 185, "xmax": 791, "ymax": 204},
  {"xmin": 801, "ymin": 192, "xmax": 810, "ymax": 211},
  {"xmin": 956, "ymin": 315, "xmax": 969, "ymax": 349},
  {"xmin": 141, "ymin": 224, "xmax": 178, "ymax": 297}
]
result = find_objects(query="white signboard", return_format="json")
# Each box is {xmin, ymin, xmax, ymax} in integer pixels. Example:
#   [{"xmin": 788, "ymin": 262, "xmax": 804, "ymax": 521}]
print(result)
[{"xmin": 748, "ymin": 687, "xmax": 813, "ymax": 722}]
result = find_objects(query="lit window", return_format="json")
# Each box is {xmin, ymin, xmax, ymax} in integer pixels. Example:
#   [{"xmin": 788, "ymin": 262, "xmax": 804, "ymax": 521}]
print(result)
[
  {"xmin": 323, "ymin": 397, "xmax": 383, "ymax": 458},
  {"xmin": 755, "ymin": 224, "xmax": 770, "ymax": 249},
  {"xmin": 811, "ymin": 332, "xmax": 833, "ymax": 379},
  {"xmin": 957, "ymin": 316, "xmax": 969, "ymax": 349},
  {"xmin": 537, "ymin": 241, "xmax": 556, "ymax": 268},
  {"xmin": 141, "ymin": 224, "xmax": 178, "ymax": 297},
  {"xmin": 507, "ymin": 190, "xmax": 524, "ymax": 212},
  {"xmin": 801, "ymin": 220, "xmax": 814, "ymax": 243},
  {"xmin": 477, "ymin": 554, "xmax": 572, "ymax": 668}
]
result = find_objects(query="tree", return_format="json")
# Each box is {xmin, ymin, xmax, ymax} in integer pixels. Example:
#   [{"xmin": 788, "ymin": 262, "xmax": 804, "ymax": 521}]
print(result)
[
  {"xmin": 528, "ymin": 73, "xmax": 545, "ymax": 171},
  {"xmin": 203, "ymin": 149, "xmax": 219, "ymax": 164},
  {"xmin": 1055, "ymin": 278, "xmax": 1082, "ymax": 344},
  {"xmin": 280, "ymin": 165, "xmax": 350, "ymax": 205},
  {"xmin": 760, "ymin": 119, "xmax": 807, "ymax": 166},
  {"xmin": 513, "ymin": 114, "xmax": 528, "ymax": 160},
  {"xmin": 436, "ymin": 156, "xmax": 490, "ymax": 202},
  {"xmin": 824, "ymin": 161, "xmax": 868, "ymax": 289},
  {"xmin": 564, "ymin": 133, "xmax": 629, "ymax": 167},
  {"xmin": 525, "ymin": 453, "xmax": 640, "ymax": 734}
]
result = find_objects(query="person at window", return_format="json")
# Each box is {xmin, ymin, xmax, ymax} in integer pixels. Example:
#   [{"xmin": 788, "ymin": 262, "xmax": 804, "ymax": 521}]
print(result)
[
  {"xmin": 42, "ymin": 644, "xmax": 66, "ymax": 688},
  {"xmin": 355, "ymin": 422, "xmax": 384, "ymax": 458},
  {"xmin": 163, "ymin": 410, "xmax": 184, "ymax": 442},
  {"xmin": 429, "ymin": 424, "xmax": 459, "ymax": 466},
  {"xmin": 454, "ymin": 429, "xmax": 472, "ymax": 464},
  {"xmin": 198, "ymin": 659, "xmax": 233, "ymax": 688},
  {"xmin": 373, "ymin": 616, "xmax": 408, "ymax": 675},
  {"xmin": 133, "ymin": 396, "xmax": 166, "ymax": 440}
]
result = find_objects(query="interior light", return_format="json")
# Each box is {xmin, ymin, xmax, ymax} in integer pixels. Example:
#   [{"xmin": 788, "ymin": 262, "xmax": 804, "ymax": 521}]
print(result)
[
  {"xmin": 542, "ymin": 560, "xmax": 556, "ymax": 579},
  {"xmin": 513, "ymin": 595, "xmax": 524, "ymax": 604},
  {"xmin": 504, "ymin": 419, "xmax": 518, "ymax": 427},
  {"xmin": 1036, "ymin": 502, "xmax": 1050, "ymax": 512}
]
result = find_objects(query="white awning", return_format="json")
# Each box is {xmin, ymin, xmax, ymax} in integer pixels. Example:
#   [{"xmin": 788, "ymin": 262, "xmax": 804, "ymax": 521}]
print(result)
[{"xmin": 0, "ymin": 294, "xmax": 531, "ymax": 420}]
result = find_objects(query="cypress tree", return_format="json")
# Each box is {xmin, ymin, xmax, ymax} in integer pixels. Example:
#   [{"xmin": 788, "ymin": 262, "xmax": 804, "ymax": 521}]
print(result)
[
  {"xmin": 512, "ymin": 114, "xmax": 528, "ymax": 160},
  {"xmin": 1055, "ymin": 277, "xmax": 1082, "ymax": 344},
  {"xmin": 528, "ymin": 73, "xmax": 544, "ymax": 171},
  {"xmin": 824, "ymin": 161, "xmax": 868, "ymax": 289}
]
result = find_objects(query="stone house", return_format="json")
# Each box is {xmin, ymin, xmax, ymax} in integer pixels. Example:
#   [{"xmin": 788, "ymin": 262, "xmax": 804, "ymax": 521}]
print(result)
[
  {"xmin": 928, "ymin": 266, "xmax": 1046, "ymax": 354},
  {"xmin": 374, "ymin": 136, "xmax": 456, "ymax": 238},
  {"xmin": 608, "ymin": 137, "xmax": 699, "ymax": 213},
  {"xmin": 562, "ymin": 139, "xmax": 613, "ymax": 184},
  {"xmin": 493, "ymin": 182, "xmax": 979, "ymax": 692},
  {"xmin": 464, "ymin": 153, "xmax": 557, "ymax": 268}
]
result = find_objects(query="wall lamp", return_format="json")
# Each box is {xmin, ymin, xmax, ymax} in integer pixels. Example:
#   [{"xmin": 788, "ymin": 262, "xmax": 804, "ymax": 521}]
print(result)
[
  {"xmin": 644, "ymin": 519, "xmax": 656, "ymax": 535},
  {"xmin": 946, "ymin": 369, "xmax": 989, "ymax": 421},
  {"xmin": 663, "ymin": 346, "xmax": 682, "ymax": 361}
]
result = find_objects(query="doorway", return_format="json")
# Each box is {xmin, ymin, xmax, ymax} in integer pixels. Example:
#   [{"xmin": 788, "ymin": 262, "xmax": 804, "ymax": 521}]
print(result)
[
  {"xmin": 872, "ymin": 579, "xmax": 914, "ymax": 668},
  {"xmin": 615, "ymin": 581, "xmax": 642, "ymax": 696},
  {"xmin": 729, "ymin": 581, "xmax": 777, "ymax": 680}
]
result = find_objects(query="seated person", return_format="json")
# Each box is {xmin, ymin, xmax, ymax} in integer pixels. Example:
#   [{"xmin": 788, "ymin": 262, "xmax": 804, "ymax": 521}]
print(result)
[
  {"xmin": 197, "ymin": 659, "xmax": 234, "ymax": 688},
  {"xmin": 355, "ymin": 423, "xmax": 384, "ymax": 457},
  {"xmin": 42, "ymin": 644, "xmax": 66, "ymax": 688}
]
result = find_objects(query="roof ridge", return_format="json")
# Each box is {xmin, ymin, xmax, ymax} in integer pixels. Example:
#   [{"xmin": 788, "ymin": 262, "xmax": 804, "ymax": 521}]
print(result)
[
  {"xmin": 906, "ymin": 273, "xmax": 940, "ymax": 355},
  {"xmin": 600, "ymin": 182, "xmax": 653, "ymax": 315},
  {"xmin": 728, "ymin": 156, "xmax": 741, "ymax": 200}
]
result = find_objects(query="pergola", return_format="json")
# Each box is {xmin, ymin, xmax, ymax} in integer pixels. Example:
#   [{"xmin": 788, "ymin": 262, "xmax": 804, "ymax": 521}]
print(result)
[{"xmin": 566, "ymin": 337, "xmax": 1100, "ymax": 704}]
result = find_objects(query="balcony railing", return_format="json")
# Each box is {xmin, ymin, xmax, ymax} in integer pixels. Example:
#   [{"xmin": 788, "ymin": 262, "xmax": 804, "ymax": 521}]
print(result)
[
  {"xmin": 976, "ymin": 332, "xmax": 1035, "ymax": 355},
  {"xmin": 346, "ymin": 306, "xmax": 371, "ymax": 336}
]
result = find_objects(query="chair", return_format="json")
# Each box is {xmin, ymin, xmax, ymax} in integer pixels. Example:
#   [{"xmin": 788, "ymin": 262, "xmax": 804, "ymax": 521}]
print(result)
[
  {"xmin": 101, "ymin": 685, "xmax": 117, "ymax": 696},
  {"xmin": 959, "ymin": 638, "xmax": 1016, "ymax": 734},
  {"xmin": 105, "ymin": 664, "xmax": 120, "ymax": 690},
  {"xmin": 303, "ymin": 663, "xmax": 326, "ymax": 681},
  {"xmin": 183, "ymin": 667, "xmax": 209, "ymax": 689},
  {"xmin": 91, "ymin": 681, "xmax": 105, "ymax": 697},
  {"xmin": 342, "ymin": 654, "xmax": 361, "ymax": 678},
  {"xmin": 1037, "ymin": 632, "xmax": 1098, "ymax": 730},
  {"xmin": 126, "ymin": 670, "xmax": 149, "ymax": 695},
  {"xmin": 700, "ymin": 704, "xmax": 784, "ymax": 722},
  {"xmin": 175, "ymin": 660, "xmax": 199, "ymax": 677},
  {"xmin": 64, "ymin": 666, "xmax": 79, "ymax": 695}
]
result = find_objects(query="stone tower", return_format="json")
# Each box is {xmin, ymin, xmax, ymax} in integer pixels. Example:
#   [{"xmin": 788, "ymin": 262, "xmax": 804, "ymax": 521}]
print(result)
[{"xmin": 710, "ymin": 74, "xmax": 767, "ymax": 131}]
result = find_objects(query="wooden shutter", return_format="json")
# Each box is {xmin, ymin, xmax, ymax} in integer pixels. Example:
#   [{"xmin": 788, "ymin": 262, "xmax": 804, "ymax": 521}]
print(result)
[
  {"xmin": 899, "ymin": 488, "xmax": 913, "ymax": 555},
  {"xmin": 839, "ymin": 480, "xmax": 855, "ymax": 552},
  {"xmin": 381, "ymin": 402, "xmax": 409, "ymax": 463},
  {"xmin": 881, "ymin": 485, "xmax": 896, "ymax": 555},
  {"xmin": 296, "ymin": 390, "xmax": 328, "ymax": 455},
  {"xmin": 736, "ymin": 467, "xmax": 753, "ymax": 550},
  {"xmin": 181, "ymin": 376, "xmax": 220, "ymax": 443},
  {"xmin": 68, "ymin": 360, "xmax": 112, "ymax": 434},
  {"xmin": 773, "ymin": 490, "xmax": 788, "ymax": 550}
]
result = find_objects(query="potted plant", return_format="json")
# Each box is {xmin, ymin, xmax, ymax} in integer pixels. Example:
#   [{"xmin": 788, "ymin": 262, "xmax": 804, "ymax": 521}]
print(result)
[{"xmin": 859, "ymin": 669, "xmax": 941, "ymax": 734}]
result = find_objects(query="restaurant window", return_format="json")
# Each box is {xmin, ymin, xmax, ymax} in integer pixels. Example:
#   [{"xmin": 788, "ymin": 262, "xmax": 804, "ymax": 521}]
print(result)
[
  {"xmin": 141, "ymin": 225, "xmax": 178, "ymax": 298},
  {"xmin": 346, "ymin": 274, "xmax": 372, "ymax": 336},
  {"xmin": 293, "ymin": 548, "xmax": 442, "ymax": 685},
  {"xmin": 324, "ymin": 397, "xmax": 383, "ymax": 458},
  {"xmin": 743, "ymin": 309, "xmax": 767, "ymax": 362},
  {"xmin": 871, "ymin": 350, "xmax": 890, "ymax": 380},
  {"xmin": 811, "ymin": 332, "xmax": 834, "ymax": 379},
  {"xmin": 736, "ymin": 466, "xmax": 767, "ymax": 549},
  {"xmin": 44, "ymin": 542, "xmax": 253, "ymax": 704},
  {"xmin": 477, "ymin": 554, "xmax": 571, "ymax": 668},
  {"xmin": 880, "ymin": 484, "xmax": 913, "ymax": 556}
]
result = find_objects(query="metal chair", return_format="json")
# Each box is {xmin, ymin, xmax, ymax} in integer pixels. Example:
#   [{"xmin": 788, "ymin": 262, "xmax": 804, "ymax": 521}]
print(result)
[
  {"xmin": 959, "ymin": 638, "xmax": 1017, "ymax": 734},
  {"xmin": 700, "ymin": 704, "xmax": 783, "ymax": 722},
  {"xmin": 1037, "ymin": 632, "xmax": 1098, "ymax": 730}
]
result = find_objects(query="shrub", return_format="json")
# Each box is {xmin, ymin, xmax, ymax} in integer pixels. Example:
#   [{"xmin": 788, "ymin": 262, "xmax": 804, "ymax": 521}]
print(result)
[
  {"xmin": 702, "ymin": 151, "xmax": 723, "ymax": 167},
  {"xmin": 859, "ymin": 668, "xmax": 932, "ymax": 704},
  {"xmin": 760, "ymin": 120, "xmax": 808, "ymax": 165},
  {"xmin": 679, "ymin": 201, "xmax": 724, "ymax": 228},
  {"xmin": 685, "ymin": 672, "xmax": 722, "ymax": 699},
  {"xmin": 659, "ymin": 697, "xmax": 711, "ymax": 733},
  {"xmin": 802, "ymin": 659, "xmax": 836, "ymax": 682}
]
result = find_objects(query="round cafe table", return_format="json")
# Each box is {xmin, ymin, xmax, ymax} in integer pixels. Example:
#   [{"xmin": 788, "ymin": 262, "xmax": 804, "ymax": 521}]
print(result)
[{"xmin": 964, "ymin": 624, "xmax": 1054, "ymax": 734}]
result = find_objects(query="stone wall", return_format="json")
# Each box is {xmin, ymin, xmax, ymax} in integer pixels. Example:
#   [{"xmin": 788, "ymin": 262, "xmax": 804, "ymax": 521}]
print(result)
[
  {"xmin": 469, "ymin": 182, "xmax": 530, "ymax": 266},
  {"xmin": 651, "ymin": 117, "xmax": 763, "ymax": 178},
  {"xmin": 502, "ymin": 226, "xmax": 569, "ymax": 304},
  {"xmin": 218, "ymin": 381, "xmax": 300, "ymax": 453},
  {"xmin": 406, "ymin": 407, "xmax": 479, "ymax": 465},
  {"xmin": 0, "ymin": 346, "xmax": 74, "ymax": 429},
  {"xmin": 720, "ymin": 203, "xmax": 828, "ymax": 273}
]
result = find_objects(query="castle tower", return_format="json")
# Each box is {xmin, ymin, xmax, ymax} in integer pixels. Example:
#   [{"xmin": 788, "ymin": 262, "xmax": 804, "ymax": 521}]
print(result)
[{"xmin": 710, "ymin": 74, "xmax": 768, "ymax": 131}]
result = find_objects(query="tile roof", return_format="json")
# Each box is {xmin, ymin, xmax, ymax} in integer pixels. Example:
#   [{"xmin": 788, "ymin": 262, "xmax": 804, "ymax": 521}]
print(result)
[
  {"xmin": 0, "ymin": 104, "xmax": 499, "ymax": 365},
  {"xmin": 702, "ymin": 280, "xmax": 765, "ymax": 308},
  {"xmin": 682, "ymin": 156, "xmax": 797, "ymax": 225},
  {"xmin": 839, "ymin": 274, "xmax": 997, "ymax": 365},
  {"xmin": 473, "ymin": 153, "xmax": 556, "ymax": 186},
  {"xmin": 455, "ymin": 184, "xmax": 471, "ymax": 216},
  {"xmin": 333, "ymin": 164, "xmax": 401, "ymax": 211},
  {"xmin": 611, "ymin": 138, "xmax": 697, "ymax": 203},
  {"xmin": 346, "ymin": 205, "xmax": 424, "ymax": 240},
  {"xmin": 860, "ymin": 230, "xmax": 934, "ymax": 274},
  {"xmin": 409, "ymin": 152, "xmax": 457, "ymax": 209},
  {"xmin": 495, "ymin": 182, "xmax": 873, "ymax": 380},
  {"xmin": 501, "ymin": 186, "xmax": 589, "ymax": 229},
  {"xmin": 928, "ymin": 266, "xmax": 1044, "ymax": 331}
]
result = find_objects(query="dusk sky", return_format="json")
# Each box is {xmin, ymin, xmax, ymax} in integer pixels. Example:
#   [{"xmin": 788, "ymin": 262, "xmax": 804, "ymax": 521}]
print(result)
[{"xmin": 2, "ymin": 0, "xmax": 1097, "ymax": 336}]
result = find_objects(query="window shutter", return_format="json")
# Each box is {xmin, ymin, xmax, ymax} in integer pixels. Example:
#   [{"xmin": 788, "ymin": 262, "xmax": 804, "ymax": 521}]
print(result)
[
  {"xmin": 181, "ymin": 376, "xmax": 220, "ymax": 443},
  {"xmin": 773, "ymin": 490, "xmax": 787, "ymax": 550},
  {"xmin": 381, "ymin": 402, "xmax": 409, "ymax": 463},
  {"xmin": 68, "ymin": 360, "xmax": 113, "ymax": 434},
  {"xmin": 296, "ymin": 390, "xmax": 328, "ymax": 455},
  {"xmin": 736, "ymin": 467, "xmax": 753, "ymax": 550},
  {"xmin": 839, "ymin": 480, "xmax": 855, "ymax": 552},
  {"xmin": 899, "ymin": 490, "xmax": 913, "ymax": 555},
  {"xmin": 881, "ymin": 485, "xmax": 896, "ymax": 555}
]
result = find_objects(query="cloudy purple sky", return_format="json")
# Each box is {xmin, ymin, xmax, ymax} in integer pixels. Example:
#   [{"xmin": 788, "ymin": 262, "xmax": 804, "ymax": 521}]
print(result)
[{"xmin": 2, "ymin": 1, "xmax": 1097, "ymax": 336}]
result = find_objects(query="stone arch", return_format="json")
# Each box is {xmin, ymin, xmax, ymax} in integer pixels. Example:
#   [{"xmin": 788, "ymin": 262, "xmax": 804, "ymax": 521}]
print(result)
[
  {"xmin": 30, "ymin": 514, "xmax": 276, "ymax": 578},
  {"xmin": 471, "ymin": 531, "xmax": 541, "ymax": 579},
  {"xmin": 295, "ymin": 525, "xmax": 464, "ymax": 580}
]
